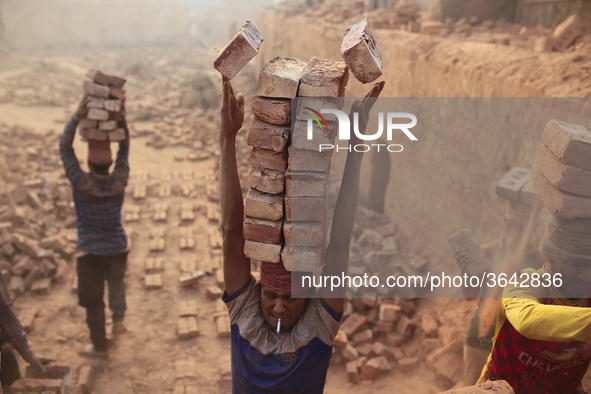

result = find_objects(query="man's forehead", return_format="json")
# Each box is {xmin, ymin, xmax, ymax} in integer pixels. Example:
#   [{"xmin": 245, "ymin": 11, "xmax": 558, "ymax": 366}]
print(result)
[{"xmin": 261, "ymin": 286, "xmax": 291, "ymax": 298}]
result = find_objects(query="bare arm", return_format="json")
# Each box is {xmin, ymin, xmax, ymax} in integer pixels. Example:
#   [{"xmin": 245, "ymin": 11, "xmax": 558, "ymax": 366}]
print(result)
[
  {"xmin": 321, "ymin": 82, "xmax": 385, "ymax": 314},
  {"xmin": 218, "ymin": 79, "xmax": 251, "ymax": 296}
]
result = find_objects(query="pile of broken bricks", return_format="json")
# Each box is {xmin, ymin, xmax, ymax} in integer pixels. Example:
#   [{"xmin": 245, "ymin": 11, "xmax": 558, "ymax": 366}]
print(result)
[
  {"xmin": 532, "ymin": 119, "xmax": 591, "ymax": 220},
  {"xmin": 79, "ymin": 68, "xmax": 127, "ymax": 142}
]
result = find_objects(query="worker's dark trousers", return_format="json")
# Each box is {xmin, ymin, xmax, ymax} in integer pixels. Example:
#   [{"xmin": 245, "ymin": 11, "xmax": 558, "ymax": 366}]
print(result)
[
  {"xmin": 77, "ymin": 252, "xmax": 128, "ymax": 352},
  {"xmin": 0, "ymin": 342, "xmax": 21, "ymax": 387}
]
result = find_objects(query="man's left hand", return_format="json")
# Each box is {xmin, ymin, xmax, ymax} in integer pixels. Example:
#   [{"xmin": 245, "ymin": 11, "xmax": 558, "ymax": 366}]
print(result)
[{"xmin": 75, "ymin": 94, "xmax": 93, "ymax": 119}]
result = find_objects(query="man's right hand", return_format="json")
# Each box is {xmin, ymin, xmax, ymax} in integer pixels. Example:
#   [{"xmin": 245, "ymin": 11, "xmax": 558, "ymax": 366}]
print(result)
[
  {"xmin": 219, "ymin": 77, "xmax": 244, "ymax": 138},
  {"xmin": 75, "ymin": 94, "xmax": 92, "ymax": 119}
]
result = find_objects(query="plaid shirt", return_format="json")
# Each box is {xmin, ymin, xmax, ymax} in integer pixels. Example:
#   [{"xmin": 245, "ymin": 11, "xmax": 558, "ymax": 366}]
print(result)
[
  {"xmin": 59, "ymin": 115, "xmax": 129, "ymax": 256},
  {"xmin": 0, "ymin": 271, "xmax": 34, "ymax": 362}
]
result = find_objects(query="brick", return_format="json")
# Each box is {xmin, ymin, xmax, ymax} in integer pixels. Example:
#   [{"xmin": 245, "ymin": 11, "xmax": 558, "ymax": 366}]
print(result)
[
  {"xmin": 495, "ymin": 167, "xmax": 531, "ymax": 201},
  {"xmin": 12, "ymin": 256, "xmax": 34, "ymax": 276},
  {"xmin": 248, "ymin": 167, "xmax": 285, "ymax": 195},
  {"xmin": 519, "ymin": 179, "xmax": 540, "ymax": 207},
  {"xmin": 376, "ymin": 356, "xmax": 392, "ymax": 372},
  {"xmin": 145, "ymin": 273, "xmax": 163, "ymax": 289},
  {"xmin": 80, "ymin": 127, "xmax": 108, "ymax": 141},
  {"xmin": 378, "ymin": 304, "xmax": 401, "ymax": 323},
  {"xmin": 421, "ymin": 314, "xmax": 439, "ymax": 338},
  {"xmin": 398, "ymin": 357, "xmax": 420, "ymax": 371},
  {"xmin": 536, "ymin": 143, "xmax": 591, "ymax": 197},
  {"xmin": 249, "ymin": 148, "xmax": 288, "ymax": 172},
  {"xmin": 552, "ymin": 14, "xmax": 581, "ymax": 52},
  {"xmin": 359, "ymin": 357, "xmax": 381, "ymax": 380},
  {"xmin": 108, "ymin": 75, "xmax": 126, "ymax": 88},
  {"xmin": 448, "ymin": 228, "xmax": 491, "ymax": 277},
  {"xmin": 78, "ymin": 118, "xmax": 97, "ymax": 129},
  {"xmin": 356, "ymin": 343, "xmax": 373, "ymax": 357},
  {"xmin": 341, "ymin": 343, "xmax": 359, "ymax": 361},
  {"xmin": 108, "ymin": 111, "xmax": 125, "ymax": 121},
  {"xmin": 387, "ymin": 332, "xmax": 407, "ymax": 347},
  {"xmin": 179, "ymin": 270, "xmax": 205, "ymax": 287},
  {"xmin": 20, "ymin": 310, "xmax": 36, "ymax": 333},
  {"xmin": 295, "ymin": 96, "xmax": 341, "ymax": 122},
  {"xmin": 288, "ymin": 148, "xmax": 332, "ymax": 174},
  {"xmin": 396, "ymin": 315, "xmax": 416, "ymax": 338},
  {"xmin": 352, "ymin": 329, "xmax": 373, "ymax": 344},
  {"xmin": 341, "ymin": 312, "xmax": 368, "ymax": 336},
  {"xmin": 145, "ymin": 257, "xmax": 164, "ymax": 273},
  {"xmin": 244, "ymin": 189, "xmax": 284, "ymax": 221},
  {"xmin": 109, "ymin": 86, "xmax": 126, "ymax": 99},
  {"xmin": 299, "ymin": 57, "xmax": 348, "ymax": 97},
  {"xmin": 280, "ymin": 245, "xmax": 322, "ymax": 271},
  {"xmin": 82, "ymin": 80, "xmax": 110, "ymax": 98},
  {"xmin": 109, "ymin": 128, "xmax": 126, "ymax": 142},
  {"xmin": 257, "ymin": 56, "xmax": 306, "ymax": 98},
  {"xmin": 87, "ymin": 97, "xmax": 105, "ymax": 108},
  {"xmin": 247, "ymin": 118, "xmax": 290, "ymax": 152},
  {"xmin": 205, "ymin": 286, "xmax": 223, "ymax": 301},
  {"xmin": 437, "ymin": 380, "xmax": 515, "ymax": 394},
  {"xmin": 340, "ymin": 19, "xmax": 382, "ymax": 84},
  {"xmin": 177, "ymin": 316, "xmax": 199, "ymax": 340},
  {"xmin": 87, "ymin": 108, "xmax": 109, "ymax": 121},
  {"xmin": 421, "ymin": 21, "xmax": 444, "ymax": 35},
  {"xmin": 215, "ymin": 314, "xmax": 231, "ymax": 338},
  {"xmin": 12, "ymin": 235, "xmax": 41, "ymax": 258},
  {"xmin": 407, "ymin": 20, "xmax": 421, "ymax": 32},
  {"xmin": 376, "ymin": 320, "xmax": 394, "ymax": 333},
  {"xmin": 361, "ymin": 297, "xmax": 376, "ymax": 308},
  {"xmin": 291, "ymin": 120, "xmax": 337, "ymax": 151},
  {"xmin": 252, "ymin": 96, "xmax": 291, "ymax": 126},
  {"xmin": 285, "ymin": 196, "xmax": 326, "ymax": 221},
  {"xmin": 346, "ymin": 361, "xmax": 359, "ymax": 383},
  {"xmin": 149, "ymin": 238, "xmax": 166, "ymax": 252},
  {"xmin": 284, "ymin": 221, "xmax": 325, "ymax": 246},
  {"xmin": 532, "ymin": 166, "xmax": 591, "ymax": 219},
  {"xmin": 104, "ymin": 99, "xmax": 121, "ymax": 112},
  {"xmin": 372, "ymin": 342, "xmax": 393, "ymax": 359},
  {"xmin": 530, "ymin": 36, "xmax": 553, "ymax": 53},
  {"xmin": 542, "ymin": 119, "xmax": 591, "ymax": 171},
  {"xmin": 334, "ymin": 330, "xmax": 348, "ymax": 347},
  {"xmin": 286, "ymin": 171, "xmax": 327, "ymax": 198},
  {"xmin": 133, "ymin": 185, "xmax": 146, "ymax": 199},
  {"xmin": 75, "ymin": 365, "xmax": 95, "ymax": 394},
  {"xmin": 179, "ymin": 259, "xmax": 197, "ymax": 273},
  {"xmin": 98, "ymin": 120, "xmax": 117, "ymax": 131},
  {"xmin": 244, "ymin": 240, "xmax": 281, "ymax": 263},
  {"xmin": 243, "ymin": 217, "xmax": 283, "ymax": 245},
  {"xmin": 31, "ymin": 278, "xmax": 51, "ymax": 295},
  {"xmin": 213, "ymin": 21, "xmax": 263, "ymax": 80},
  {"xmin": 86, "ymin": 68, "xmax": 110, "ymax": 85},
  {"xmin": 179, "ymin": 300, "xmax": 198, "ymax": 316}
]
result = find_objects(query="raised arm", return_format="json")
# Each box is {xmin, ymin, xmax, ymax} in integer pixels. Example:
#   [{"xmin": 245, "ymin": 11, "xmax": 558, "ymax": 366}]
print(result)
[
  {"xmin": 219, "ymin": 79, "xmax": 251, "ymax": 296},
  {"xmin": 322, "ymin": 82, "xmax": 385, "ymax": 314},
  {"xmin": 60, "ymin": 95, "xmax": 91, "ymax": 186},
  {"xmin": 113, "ymin": 116, "xmax": 130, "ymax": 185}
]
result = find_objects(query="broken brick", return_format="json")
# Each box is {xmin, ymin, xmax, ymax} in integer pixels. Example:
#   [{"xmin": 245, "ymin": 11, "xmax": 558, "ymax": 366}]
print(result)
[
  {"xmin": 299, "ymin": 57, "xmax": 349, "ymax": 98},
  {"xmin": 340, "ymin": 18, "xmax": 382, "ymax": 84},
  {"xmin": 256, "ymin": 56, "xmax": 306, "ymax": 98},
  {"xmin": 542, "ymin": 119, "xmax": 591, "ymax": 171},
  {"xmin": 248, "ymin": 167, "xmax": 285, "ymax": 195},
  {"xmin": 213, "ymin": 22, "xmax": 263, "ymax": 80}
]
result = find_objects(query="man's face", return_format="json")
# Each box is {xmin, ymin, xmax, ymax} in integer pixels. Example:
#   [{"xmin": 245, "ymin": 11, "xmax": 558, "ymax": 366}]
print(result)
[
  {"xmin": 260, "ymin": 286, "xmax": 307, "ymax": 333},
  {"xmin": 548, "ymin": 259, "xmax": 591, "ymax": 298}
]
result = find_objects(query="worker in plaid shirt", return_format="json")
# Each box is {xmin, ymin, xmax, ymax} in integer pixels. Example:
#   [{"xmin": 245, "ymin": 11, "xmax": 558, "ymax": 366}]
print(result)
[
  {"xmin": 0, "ymin": 270, "xmax": 48, "ymax": 388},
  {"xmin": 60, "ymin": 95, "xmax": 130, "ymax": 359}
]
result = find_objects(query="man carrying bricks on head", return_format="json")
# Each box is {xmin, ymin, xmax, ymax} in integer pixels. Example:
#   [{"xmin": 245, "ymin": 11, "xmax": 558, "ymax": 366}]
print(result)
[
  {"xmin": 60, "ymin": 94, "xmax": 130, "ymax": 360},
  {"xmin": 218, "ymin": 78, "xmax": 384, "ymax": 393}
]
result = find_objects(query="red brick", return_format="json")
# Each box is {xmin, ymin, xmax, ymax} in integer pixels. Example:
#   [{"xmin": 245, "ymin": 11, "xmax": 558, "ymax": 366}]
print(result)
[
  {"xmin": 372, "ymin": 342, "xmax": 393, "ymax": 359},
  {"xmin": 341, "ymin": 343, "xmax": 359, "ymax": 360},
  {"xmin": 87, "ymin": 97, "xmax": 105, "ymax": 108},
  {"xmin": 532, "ymin": 166, "xmax": 591, "ymax": 219},
  {"xmin": 340, "ymin": 19, "xmax": 382, "ymax": 83},
  {"xmin": 98, "ymin": 120, "xmax": 117, "ymax": 131},
  {"xmin": 108, "ymin": 75, "xmax": 126, "ymax": 88},
  {"xmin": 352, "ymin": 329, "xmax": 373, "ymax": 345},
  {"xmin": 291, "ymin": 120, "xmax": 337, "ymax": 151},
  {"xmin": 286, "ymin": 171, "xmax": 327, "ymax": 198},
  {"xmin": 109, "ymin": 128, "xmax": 126, "ymax": 142},
  {"xmin": 80, "ymin": 127, "xmax": 108, "ymax": 141},
  {"xmin": 243, "ymin": 217, "xmax": 283, "ymax": 245},
  {"xmin": 360, "ymin": 298, "xmax": 376, "ymax": 308},
  {"xmin": 283, "ymin": 221, "xmax": 325, "ymax": 246},
  {"xmin": 495, "ymin": 167, "xmax": 531, "ymax": 201},
  {"xmin": 79, "ymin": 118, "xmax": 97, "ymax": 129},
  {"xmin": 542, "ymin": 119, "xmax": 591, "ymax": 171},
  {"xmin": 86, "ymin": 68, "xmax": 110, "ymax": 85},
  {"xmin": 256, "ymin": 57, "xmax": 306, "ymax": 99},
  {"xmin": 244, "ymin": 240, "xmax": 281, "ymax": 263},
  {"xmin": 359, "ymin": 357, "xmax": 381, "ymax": 380},
  {"xmin": 396, "ymin": 315, "xmax": 416, "ymax": 338},
  {"xmin": 205, "ymin": 286, "xmax": 223, "ymax": 301},
  {"xmin": 244, "ymin": 189, "xmax": 284, "ymax": 221},
  {"xmin": 536, "ymin": 143, "xmax": 591, "ymax": 197},
  {"xmin": 387, "ymin": 332, "xmax": 407, "ymax": 347},
  {"xmin": 109, "ymin": 86, "xmax": 125, "ymax": 99},
  {"xmin": 552, "ymin": 14, "xmax": 581, "ymax": 52},
  {"xmin": 288, "ymin": 148, "xmax": 332, "ymax": 173},
  {"xmin": 334, "ymin": 330, "xmax": 348, "ymax": 347},
  {"xmin": 299, "ymin": 57, "xmax": 348, "ymax": 98},
  {"xmin": 82, "ymin": 81, "xmax": 109, "ymax": 98},
  {"xmin": 379, "ymin": 304, "xmax": 401, "ymax": 323},
  {"xmin": 247, "ymin": 118, "xmax": 290, "ymax": 152},
  {"xmin": 421, "ymin": 314, "xmax": 439, "ymax": 338},
  {"xmin": 78, "ymin": 365, "xmax": 95, "ymax": 394},
  {"xmin": 340, "ymin": 313, "xmax": 367, "ymax": 336},
  {"xmin": 280, "ymin": 245, "xmax": 322, "ymax": 271},
  {"xmin": 285, "ymin": 196, "xmax": 326, "ymax": 222},
  {"xmin": 31, "ymin": 278, "xmax": 51, "ymax": 295},
  {"xmin": 87, "ymin": 108, "xmax": 109, "ymax": 121},
  {"xmin": 346, "ymin": 361, "xmax": 359, "ymax": 383},
  {"xmin": 252, "ymin": 96, "xmax": 291, "ymax": 125},
  {"xmin": 178, "ymin": 300, "xmax": 198, "ymax": 317},
  {"xmin": 249, "ymin": 148, "xmax": 288, "ymax": 172},
  {"xmin": 177, "ymin": 316, "xmax": 199, "ymax": 339},
  {"xmin": 104, "ymin": 99, "xmax": 121, "ymax": 112},
  {"xmin": 376, "ymin": 320, "xmax": 394, "ymax": 333},
  {"xmin": 398, "ymin": 357, "xmax": 420, "ymax": 371},
  {"xmin": 356, "ymin": 342, "xmax": 374, "ymax": 357},
  {"xmin": 215, "ymin": 314, "xmax": 231, "ymax": 338},
  {"xmin": 213, "ymin": 22, "xmax": 263, "ymax": 80},
  {"xmin": 248, "ymin": 167, "xmax": 285, "ymax": 195}
]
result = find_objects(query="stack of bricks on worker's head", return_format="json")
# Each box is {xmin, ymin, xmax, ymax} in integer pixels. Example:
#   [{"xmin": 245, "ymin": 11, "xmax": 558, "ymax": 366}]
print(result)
[
  {"xmin": 531, "ymin": 119, "xmax": 591, "ymax": 219},
  {"xmin": 80, "ymin": 69, "xmax": 126, "ymax": 142}
]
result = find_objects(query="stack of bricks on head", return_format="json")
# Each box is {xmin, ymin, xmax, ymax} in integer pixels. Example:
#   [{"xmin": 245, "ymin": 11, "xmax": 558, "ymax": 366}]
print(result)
[
  {"xmin": 532, "ymin": 119, "xmax": 591, "ymax": 220},
  {"xmin": 213, "ymin": 19, "xmax": 382, "ymax": 279},
  {"xmin": 80, "ymin": 69, "xmax": 126, "ymax": 142}
]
